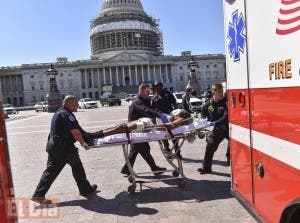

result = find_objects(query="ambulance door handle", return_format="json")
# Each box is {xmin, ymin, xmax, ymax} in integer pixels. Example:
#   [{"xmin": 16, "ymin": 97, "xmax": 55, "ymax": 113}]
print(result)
[
  {"xmin": 231, "ymin": 92, "xmax": 236, "ymax": 107},
  {"xmin": 256, "ymin": 163, "xmax": 264, "ymax": 178},
  {"xmin": 238, "ymin": 92, "xmax": 246, "ymax": 107}
]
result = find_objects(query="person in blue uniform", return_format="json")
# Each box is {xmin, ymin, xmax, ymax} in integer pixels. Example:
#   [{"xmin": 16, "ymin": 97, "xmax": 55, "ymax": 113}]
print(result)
[
  {"xmin": 151, "ymin": 82, "xmax": 181, "ymax": 159},
  {"xmin": 32, "ymin": 95, "xmax": 124, "ymax": 203},
  {"xmin": 198, "ymin": 83, "xmax": 230, "ymax": 174},
  {"xmin": 120, "ymin": 83, "xmax": 167, "ymax": 176}
]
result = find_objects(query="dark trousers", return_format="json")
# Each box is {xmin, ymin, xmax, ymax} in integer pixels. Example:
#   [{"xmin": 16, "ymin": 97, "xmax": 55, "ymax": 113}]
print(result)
[
  {"xmin": 33, "ymin": 149, "xmax": 91, "ymax": 197},
  {"xmin": 122, "ymin": 142, "xmax": 157, "ymax": 170},
  {"xmin": 162, "ymin": 139, "xmax": 180, "ymax": 154},
  {"xmin": 202, "ymin": 128, "xmax": 229, "ymax": 170}
]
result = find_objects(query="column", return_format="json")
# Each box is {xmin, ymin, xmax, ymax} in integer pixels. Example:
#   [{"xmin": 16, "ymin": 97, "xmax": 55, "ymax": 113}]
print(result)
[
  {"xmin": 147, "ymin": 65, "xmax": 150, "ymax": 81},
  {"xmin": 135, "ymin": 65, "xmax": 138, "ymax": 85},
  {"xmin": 122, "ymin": 66, "xmax": 125, "ymax": 85},
  {"xmin": 109, "ymin": 33, "xmax": 112, "ymax": 48},
  {"xmin": 129, "ymin": 65, "xmax": 132, "ymax": 85},
  {"xmin": 159, "ymin": 64, "xmax": 163, "ymax": 81},
  {"xmin": 116, "ymin": 66, "xmax": 119, "ymax": 86},
  {"xmin": 97, "ymin": 68, "xmax": 101, "ymax": 88},
  {"xmin": 9, "ymin": 76, "xmax": 13, "ymax": 91},
  {"xmin": 166, "ymin": 64, "xmax": 170, "ymax": 82},
  {"xmin": 84, "ymin": 69, "xmax": 87, "ymax": 89},
  {"xmin": 220, "ymin": 62, "xmax": 224, "ymax": 79},
  {"xmin": 90, "ymin": 69, "xmax": 94, "ymax": 88},
  {"xmin": 141, "ymin": 65, "xmax": 145, "ymax": 82},
  {"xmin": 11, "ymin": 76, "xmax": 15, "ymax": 91},
  {"xmin": 103, "ymin": 67, "xmax": 106, "ymax": 84},
  {"xmin": 109, "ymin": 67, "xmax": 112, "ymax": 85}
]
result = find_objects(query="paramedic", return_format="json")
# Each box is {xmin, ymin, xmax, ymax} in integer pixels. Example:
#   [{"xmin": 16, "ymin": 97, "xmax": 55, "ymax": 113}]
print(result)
[
  {"xmin": 120, "ymin": 83, "xmax": 166, "ymax": 176},
  {"xmin": 32, "ymin": 95, "xmax": 124, "ymax": 203},
  {"xmin": 152, "ymin": 81, "xmax": 181, "ymax": 159},
  {"xmin": 198, "ymin": 83, "xmax": 230, "ymax": 174}
]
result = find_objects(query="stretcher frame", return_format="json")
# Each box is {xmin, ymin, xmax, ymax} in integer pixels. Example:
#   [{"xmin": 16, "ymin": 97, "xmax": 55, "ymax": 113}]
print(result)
[{"xmin": 88, "ymin": 124, "xmax": 211, "ymax": 194}]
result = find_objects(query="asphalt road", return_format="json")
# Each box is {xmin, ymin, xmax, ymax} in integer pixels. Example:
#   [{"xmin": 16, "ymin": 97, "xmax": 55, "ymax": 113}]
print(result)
[{"xmin": 5, "ymin": 102, "xmax": 257, "ymax": 223}]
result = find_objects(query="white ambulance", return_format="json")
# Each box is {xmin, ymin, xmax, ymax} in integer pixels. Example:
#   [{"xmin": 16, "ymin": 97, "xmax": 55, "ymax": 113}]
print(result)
[{"xmin": 223, "ymin": 0, "xmax": 300, "ymax": 222}]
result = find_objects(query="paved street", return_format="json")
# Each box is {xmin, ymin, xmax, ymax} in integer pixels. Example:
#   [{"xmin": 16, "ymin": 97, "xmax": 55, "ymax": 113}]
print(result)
[{"xmin": 6, "ymin": 102, "xmax": 257, "ymax": 223}]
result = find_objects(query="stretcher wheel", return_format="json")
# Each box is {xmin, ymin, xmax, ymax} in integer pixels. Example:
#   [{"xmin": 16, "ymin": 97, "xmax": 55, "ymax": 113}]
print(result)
[
  {"xmin": 198, "ymin": 132, "xmax": 205, "ymax": 139},
  {"xmin": 128, "ymin": 175, "xmax": 134, "ymax": 183},
  {"xmin": 128, "ymin": 185, "xmax": 136, "ymax": 193},
  {"xmin": 172, "ymin": 170, "xmax": 179, "ymax": 177}
]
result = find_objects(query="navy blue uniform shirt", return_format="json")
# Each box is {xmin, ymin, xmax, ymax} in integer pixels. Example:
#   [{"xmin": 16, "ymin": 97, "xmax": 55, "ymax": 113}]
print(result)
[
  {"xmin": 50, "ymin": 107, "xmax": 81, "ymax": 144},
  {"xmin": 128, "ymin": 95, "xmax": 159, "ymax": 121},
  {"xmin": 152, "ymin": 90, "xmax": 177, "ymax": 114},
  {"xmin": 201, "ymin": 97, "xmax": 228, "ymax": 130}
]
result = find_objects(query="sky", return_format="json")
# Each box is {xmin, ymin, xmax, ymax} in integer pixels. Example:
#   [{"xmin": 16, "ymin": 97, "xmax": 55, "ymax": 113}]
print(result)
[{"xmin": 0, "ymin": 0, "xmax": 225, "ymax": 67}]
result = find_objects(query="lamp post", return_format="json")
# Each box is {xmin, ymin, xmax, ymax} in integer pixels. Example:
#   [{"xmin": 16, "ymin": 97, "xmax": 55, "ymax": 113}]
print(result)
[
  {"xmin": 186, "ymin": 57, "xmax": 200, "ymax": 95},
  {"xmin": 46, "ymin": 64, "xmax": 62, "ymax": 112}
]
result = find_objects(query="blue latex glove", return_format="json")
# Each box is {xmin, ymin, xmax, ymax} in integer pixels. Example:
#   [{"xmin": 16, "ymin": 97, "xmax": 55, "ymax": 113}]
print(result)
[
  {"xmin": 159, "ymin": 113, "xmax": 169, "ymax": 123},
  {"xmin": 209, "ymin": 121, "xmax": 215, "ymax": 126}
]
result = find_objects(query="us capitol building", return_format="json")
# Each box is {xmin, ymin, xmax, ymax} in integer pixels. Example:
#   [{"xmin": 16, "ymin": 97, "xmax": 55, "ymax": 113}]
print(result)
[{"xmin": 0, "ymin": 0, "xmax": 225, "ymax": 106}]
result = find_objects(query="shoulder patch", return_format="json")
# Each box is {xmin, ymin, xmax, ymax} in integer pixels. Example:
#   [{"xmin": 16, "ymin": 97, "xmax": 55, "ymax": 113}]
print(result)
[
  {"xmin": 208, "ymin": 105, "xmax": 215, "ymax": 112},
  {"xmin": 68, "ymin": 115, "xmax": 75, "ymax": 122}
]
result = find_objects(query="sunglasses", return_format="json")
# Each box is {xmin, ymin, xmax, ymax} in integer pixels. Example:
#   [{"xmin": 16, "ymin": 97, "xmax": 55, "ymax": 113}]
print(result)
[{"xmin": 212, "ymin": 89, "xmax": 223, "ymax": 93}]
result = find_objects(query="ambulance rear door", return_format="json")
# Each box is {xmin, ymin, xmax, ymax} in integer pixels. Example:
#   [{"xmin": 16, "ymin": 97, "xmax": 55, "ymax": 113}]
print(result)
[
  {"xmin": 224, "ymin": 0, "xmax": 253, "ymax": 204},
  {"xmin": 246, "ymin": 0, "xmax": 300, "ymax": 222}
]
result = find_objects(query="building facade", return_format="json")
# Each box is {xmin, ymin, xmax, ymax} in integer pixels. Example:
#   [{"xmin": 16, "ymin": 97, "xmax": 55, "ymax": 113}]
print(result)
[{"xmin": 0, "ymin": 0, "xmax": 226, "ymax": 106}]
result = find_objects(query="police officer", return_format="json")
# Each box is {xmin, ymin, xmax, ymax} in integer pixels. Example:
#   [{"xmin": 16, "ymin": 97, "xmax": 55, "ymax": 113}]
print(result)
[
  {"xmin": 32, "ymin": 95, "xmax": 112, "ymax": 203},
  {"xmin": 182, "ymin": 86, "xmax": 192, "ymax": 113},
  {"xmin": 152, "ymin": 82, "xmax": 181, "ymax": 158},
  {"xmin": 152, "ymin": 82, "xmax": 177, "ymax": 114},
  {"xmin": 120, "ymin": 83, "xmax": 166, "ymax": 175},
  {"xmin": 198, "ymin": 83, "xmax": 230, "ymax": 174}
]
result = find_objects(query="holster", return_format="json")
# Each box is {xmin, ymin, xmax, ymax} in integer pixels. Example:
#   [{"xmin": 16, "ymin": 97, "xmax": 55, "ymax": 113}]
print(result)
[{"xmin": 46, "ymin": 135, "xmax": 69, "ymax": 161}]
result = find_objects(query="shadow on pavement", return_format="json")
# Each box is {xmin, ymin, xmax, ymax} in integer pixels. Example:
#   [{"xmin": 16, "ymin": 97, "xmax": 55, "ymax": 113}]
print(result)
[
  {"xmin": 182, "ymin": 157, "xmax": 230, "ymax": 167},
  {"xmin": 181, "ymin": 157, "xmax": 203, "ymax": 164},
  {"xmin": 57, "ymin": 191, "xmax": 158, "ymax": 217},
  {"xmin": 134, "ymin": 178, "xmax": 232, "ymax": 204},
  {"xmin": 56, "ymin": 177, "xmax": 232, "ymax": 216}
]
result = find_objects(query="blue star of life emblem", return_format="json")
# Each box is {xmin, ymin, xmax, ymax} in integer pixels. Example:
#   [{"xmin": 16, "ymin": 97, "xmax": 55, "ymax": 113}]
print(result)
[{"xmin": 227, "ymin": 10, "xmax": 246, "ymax": 62}]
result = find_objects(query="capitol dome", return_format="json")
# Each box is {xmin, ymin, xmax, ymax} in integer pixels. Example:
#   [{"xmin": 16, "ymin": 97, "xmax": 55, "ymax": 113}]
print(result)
[
  {"xmin": 90, "ymin": 0, "xmax": 163, "ymax": 59},
  {"xmin": 100, "ymin": 0, "xmax": 145, "ymax": 16}
]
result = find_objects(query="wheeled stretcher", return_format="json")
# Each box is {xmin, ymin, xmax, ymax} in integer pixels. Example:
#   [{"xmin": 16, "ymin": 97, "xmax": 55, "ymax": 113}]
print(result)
[{"xmin": 88, "ymin": 119, "xmax": 213, "ymax": 193}]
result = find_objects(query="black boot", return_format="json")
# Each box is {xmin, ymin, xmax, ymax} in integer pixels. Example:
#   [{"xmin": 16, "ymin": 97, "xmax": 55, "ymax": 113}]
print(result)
[
  {"xmin": 152, "ymin": 166, "xmax": 166, "ymax": 176},
  {"xmin": 197, "ymin": 168, "xmax": 212, "ymax": 174},
  {"xmin": 80, "ymin": 184, "xmax": 97, "ymax": 196}
]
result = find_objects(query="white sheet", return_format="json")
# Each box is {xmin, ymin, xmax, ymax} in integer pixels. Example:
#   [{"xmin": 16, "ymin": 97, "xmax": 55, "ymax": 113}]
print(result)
[{"xmin": 92, "ymin": 119, "xmax": 212, "ymax": 146}]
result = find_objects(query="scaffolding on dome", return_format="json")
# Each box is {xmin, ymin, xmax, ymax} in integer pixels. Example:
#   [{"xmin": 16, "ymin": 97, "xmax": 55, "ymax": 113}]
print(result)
[{"xmin": 90, "ymin": 10, "xmax": 164, "ymax": 56}]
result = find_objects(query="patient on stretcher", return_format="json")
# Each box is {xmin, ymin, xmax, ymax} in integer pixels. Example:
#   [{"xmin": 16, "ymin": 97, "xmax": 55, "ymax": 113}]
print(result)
[
  {"xmin": 88, "ymin": 109, "xmax": 212, "ymax": 147},
  {"xmin": 125, "ymin": 109, "xmax": 193, "ymax": 133}
]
